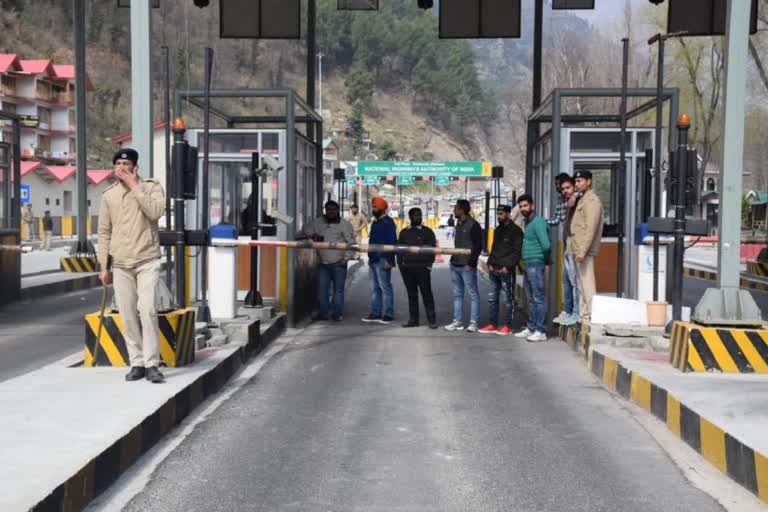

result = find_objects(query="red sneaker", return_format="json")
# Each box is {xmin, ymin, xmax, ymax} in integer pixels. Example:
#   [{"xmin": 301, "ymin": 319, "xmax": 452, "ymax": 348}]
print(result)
[
  {"xmin": 479, "ymin": 325, "xmax": 498, "ymax": 334},
  {"xmin": 497, "ymin": 326, "xmax": 513, "ymax": 336}
]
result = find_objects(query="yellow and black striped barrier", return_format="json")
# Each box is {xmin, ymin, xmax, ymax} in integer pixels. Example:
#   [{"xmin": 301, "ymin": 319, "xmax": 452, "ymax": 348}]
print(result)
[
  {"xmin": 684, "ymin": 266, "xmax": 768, "ymax": 292},
  {"xmin": 84, "ymin": 308, "xmax": 196, "ymax": 367},
  {"xmin": 558, "ymin": 324, "xmax": 579, "ymax": 351},
  {"xmin": 670, "ymin": 321, "xmax": 768, "ymax": 374},
  {"xmin": 747, "ymin": 261, "xmax": 768, "ymax": 278},
  {"xmin": 589, "ymin": 349, "xmax": 768, "ymax": 502},
  {"xmin": 60, "ymin": 256, "xmax": 98, "ymax": 273}
]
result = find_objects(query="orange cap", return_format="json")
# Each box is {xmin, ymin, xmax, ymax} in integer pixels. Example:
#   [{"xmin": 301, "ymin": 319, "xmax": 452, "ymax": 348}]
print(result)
[
  {"xmin": 172, "ymin": 117, "xmax": 186, "ymax": 130},
  {"xmin": 678, "ymin": 113, "xmax": 691, "ymax": 128}
]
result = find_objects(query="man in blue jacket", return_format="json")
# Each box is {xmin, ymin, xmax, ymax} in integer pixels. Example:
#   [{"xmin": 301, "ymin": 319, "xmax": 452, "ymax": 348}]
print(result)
[{"xmin": 362, "ymin": 196, "xmax": 397, "ymax": 324}]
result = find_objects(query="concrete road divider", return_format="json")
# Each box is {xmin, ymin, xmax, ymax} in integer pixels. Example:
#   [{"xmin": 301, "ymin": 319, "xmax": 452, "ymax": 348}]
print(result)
[
  {"xmin": 84, "ymin": 308, "xmax": 197, "ymax": 368},
  {"xmin": 60, "ymin": 256, "xmax": 98, "ymax": 273},
  {"xmin": 670, "ymin": 321, "xmax": 768, "ymax": 374}
]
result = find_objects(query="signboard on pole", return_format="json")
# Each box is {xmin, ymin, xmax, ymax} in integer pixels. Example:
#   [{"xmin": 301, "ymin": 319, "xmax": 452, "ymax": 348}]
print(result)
[
  {"xmin": 20, "ymin": 184, "xmax": 30, "ymax": 205},
  {"xmin": 435, "ymin": 176, "xmax": 450, "ymax": 186},
  {"xmin": 357, "ymin": 161, "xmax": 492, "ymax": 177},
  {"xmin": 397, "ymin": 176, "xmax": 414, "ymax": 185},
  {"xmin": 364, "ymin": 176, "xmax": 379, "ymax": 185}
]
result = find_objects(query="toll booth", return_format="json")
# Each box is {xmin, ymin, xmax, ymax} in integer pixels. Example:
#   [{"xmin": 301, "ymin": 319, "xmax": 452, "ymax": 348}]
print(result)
[
  {"xmin": 176, "ymin": 89, "xmax": 323, "ymax": 326},
  {"xmin": 527, "ymin": 88, "xmax": 680, "ymax": 317},
  {"xmin": 0, "ymin": 111, "xmax": 21, "ymax": 307}
]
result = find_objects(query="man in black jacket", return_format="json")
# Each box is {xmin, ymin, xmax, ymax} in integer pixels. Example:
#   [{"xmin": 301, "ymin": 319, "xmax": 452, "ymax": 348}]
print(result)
[
  {"xmin": 397, "ymin": 208, "xmax": 438, "ymax": 329},
  {"xmin": 480, "ymin": 204, "xmax": 524, "ymax": 336}
]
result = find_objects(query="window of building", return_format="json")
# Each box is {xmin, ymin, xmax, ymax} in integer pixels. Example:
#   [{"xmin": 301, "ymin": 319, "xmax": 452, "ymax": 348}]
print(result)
[
  {"xmin": 69, "ymin": 138, "xmax": 76, "ymax": 155},
  {"xmin": 68, "ymin": 110, "xmax": 75, "ymax": 128},
  {"xmin": 37, "ymin": 107, "xmax": 52, "ymax": 127},
  {"xmin": 56, "ymin": 198, "xmax": 60, "ymax": 206},
  {"xmin": 36, "ymin": 81, "xmax": 51, "ymax": 100},
  {"xmin": 706, "ymin": 178, "xmax": 716, "ymax": 192},
  {"xmin": 2, "ymin": 102, "xmax": 16, "ymax": 114},
  {"xmin": 63, "ymin": 191, "xmax": 73, "ymax": 212},
  {"xmin": 37, "ymin": 135, "xmax": 51, "ymax": 152},
  {"xmin": 87, "ymin": 199, "xmax": 91, "ymax": 207},
  {"xmin": 45, "ymin": 198, "xmax": 50, "ymax": 205},
  {"xmin": 1, "ymin": 75, "xmax": 16, "ymax": 95}
]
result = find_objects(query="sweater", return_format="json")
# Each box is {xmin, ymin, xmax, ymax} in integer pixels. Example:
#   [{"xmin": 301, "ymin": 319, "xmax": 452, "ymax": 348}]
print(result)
[
  {"xmin": 397, "ymin": 224, "xmax": 436, "ymax": 268},
  {"xmin": 368, "ymin": 214, "xmax": 397, "ymax": 265},
  {"xmin": 487, "ymin": 220, "xmax": 523, "ymax": 270},
  {"xmin": 450, "ymin": 216, "xmax": 483, "ymax": 268},
  {"xmin": 522, "ymin": 214, "xmax": 550, "ymax": 264}
]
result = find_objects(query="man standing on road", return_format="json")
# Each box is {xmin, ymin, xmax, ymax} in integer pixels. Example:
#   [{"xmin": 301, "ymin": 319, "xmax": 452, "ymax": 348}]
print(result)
[
  {"xmin": 97, "ymin": 149, "xmax": 166, "ymax": 383},
  {"xmin": 348, "ymin": 204, "xmax": 368, "ymax": 259},
  {"xmin": 397, "ymin": 207, "xmax": 437, "ymax": 329},
  {"xmin": 514, "ymin": 195, "xmax": 550, "ymax": 342},
  {"xmin": 42, "ymin": 210, "xmax": 53, "ymax": 251},
  {"xmin": 22, "ymin": 204, "xmax": 35, "ymax": 242},
  {"xmin": 553, "ymin": 176, "xmax": 580, "ymax": 326},
  {"xmin": 362, "ymin": 196, "xmax": 397, "ymax": 324},
  {"xmin": 568, "ymin": 170, "xmax": 604, "ymax": 323},
  {"xmin": 479, "ymin": 205, "xmax": 523, "ymax": 336},
  {"xmin": 445, "ymin": 199, "xmax": 483, "ymax": 333},
  {"xmin": 299, "ymin": 200, "xmax": 356, "ymax": 322}
]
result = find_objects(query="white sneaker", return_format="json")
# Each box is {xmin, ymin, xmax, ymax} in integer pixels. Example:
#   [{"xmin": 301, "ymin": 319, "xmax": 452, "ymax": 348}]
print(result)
[
  {"xmin": 553, "ymin": 312, "xmax": 568, "ymax": 324},
  {"xmin": 514, "ymin": 328, "xmax": 532, "ymax": 338},
  {"xmin": 527, "ymin": 332, "xmax": 548, "ymax": 342},
  {"xmin": 466, "ymin": 321, "xmax": 479, "ymax": 333},
  {"xmin": 444, "ymin": 320, "xmax": 465, "ymax": 331}
]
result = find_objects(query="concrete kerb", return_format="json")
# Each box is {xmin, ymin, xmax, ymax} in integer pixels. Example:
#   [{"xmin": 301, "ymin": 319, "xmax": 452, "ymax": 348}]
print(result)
[
  {"xmin": 28, "ymin": 313, "xmax": 286, "ymax": 512},
  {"xmin": 20, "ymin": 272, "xmax": 101, "ymax": 301},
  {"xmin": 588, "ymin": 345, "xmax": 768, "ymax": 503}
]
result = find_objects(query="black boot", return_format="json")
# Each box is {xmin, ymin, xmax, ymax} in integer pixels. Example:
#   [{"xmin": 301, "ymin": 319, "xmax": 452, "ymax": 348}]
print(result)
[
  {"xmin": 145, "ymin": 366, "xmax": 165, "ymax": 384},
  {"xmin": 428, "ymin": 318, "xmax": 438, "ymax": 330},
  {"xmin": 125, "ymin": 367, "xmax": 145, "ymax": 381},
  {"xmin": 402, "ymin": 319, "xmax": 419, "ymax": 328}
]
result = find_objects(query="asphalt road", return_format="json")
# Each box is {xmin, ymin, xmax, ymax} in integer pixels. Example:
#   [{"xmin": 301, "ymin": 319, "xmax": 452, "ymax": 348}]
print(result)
[
  {"xmin": 119, "ymin": 265, "xmax": 723, "ymax": 512},
  {"xmin": 683, "ymin": 275, "xmax": 768, "ymax": 314},
  {"xmin": 0, "ymin": 286, "xmax": 103, "ymax": 382}
]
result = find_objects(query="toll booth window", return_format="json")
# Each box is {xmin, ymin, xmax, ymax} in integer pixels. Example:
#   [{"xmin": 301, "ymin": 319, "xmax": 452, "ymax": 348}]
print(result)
[
  {"xmin": 571, "ymin": 132, "xmax": 631, "ymax": 154},
  {"xmin": 262, "ymin": 133, "xmax": 279, "ymax": 153},
  {"xmin": 199, "ymin": 133, "xmax": 261, "ymax": 154},
  {"xmin": 209, "ymin": 161, "xmax": 250, "ymax": 228}
]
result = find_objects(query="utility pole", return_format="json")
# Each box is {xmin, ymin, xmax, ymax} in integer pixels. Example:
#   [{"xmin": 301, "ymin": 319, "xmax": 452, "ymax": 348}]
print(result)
[
  {"xmin": 307, "ymin": 0, "xmax": 317, "ymax": 109},
  {"xmin": 130, "ymin": 0, "xmax": 153, "ymax": 175},
  {"xmin": 73, "ymin": 0, "xmax": 91, "ymax": 254},
  {"xmin": 694, "ymin": 0, "xmax": 762, "ymax": 325},
  {"xmin": 318, "ymin": 52, "xmax": 324, "ymax": 113}
]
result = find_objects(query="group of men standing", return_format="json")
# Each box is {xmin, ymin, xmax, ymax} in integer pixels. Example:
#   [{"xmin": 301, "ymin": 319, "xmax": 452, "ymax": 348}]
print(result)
[{"xmin": 303, "ymin": 171, "xmax": 603, "ymax": 343}]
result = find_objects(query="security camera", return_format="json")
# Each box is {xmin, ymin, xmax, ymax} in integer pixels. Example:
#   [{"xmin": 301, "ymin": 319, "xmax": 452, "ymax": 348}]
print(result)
[
  {"xmin": 261, "ymin": 154, "xmax": 284, "ymax": 174},
  {"xmin": 267, "ymin": 208, "xmax": 294, "ymax": 225}
]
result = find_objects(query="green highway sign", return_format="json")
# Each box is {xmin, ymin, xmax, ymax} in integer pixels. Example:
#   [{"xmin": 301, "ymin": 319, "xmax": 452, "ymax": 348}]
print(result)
[
  {"xmin": 364, "ymin": 176, "xmax": 380, "ymax": 185},
  {"xmin": 346, "ymin": 176, "xmax": 357, "ymax": 185},
  {"xmin": 357, "ymin": 161, "xmax": 492, "ymax": 177},
  {"xmin": 435, "ymin": 176, "xmax": 450, "ymax": 186},
  {"xmin": 397, "ymin": 176, "xmax": 414, "ymax": 185}
]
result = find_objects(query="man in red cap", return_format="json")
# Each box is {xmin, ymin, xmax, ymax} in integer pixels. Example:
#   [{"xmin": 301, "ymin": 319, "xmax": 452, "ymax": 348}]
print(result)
[{"xmin": 362, "ymin": 196, "xmax": 397, "ymax": 324}]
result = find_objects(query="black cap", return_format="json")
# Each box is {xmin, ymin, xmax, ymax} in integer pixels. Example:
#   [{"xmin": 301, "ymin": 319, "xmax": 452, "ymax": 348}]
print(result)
[
  {"xmin": 574, "ymin": 170, "xmax": 592, "ymax": 180},
  {"xmin": 113, "ymin": 148, "xmax": 139, "ymax": 165},
  {"xmin": 496, "ymin": 204, "xmax": 512, "ymax": 213}
]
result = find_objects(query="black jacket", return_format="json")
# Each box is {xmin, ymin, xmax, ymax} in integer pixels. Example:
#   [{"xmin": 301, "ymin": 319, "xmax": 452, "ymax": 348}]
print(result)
[
  {"xmin": 397, "ymin": 225, "xmax": 437, "ymax": 268},
  {"xmin": 487, "ymin": 220, "xmax": 523, "ymax": 271}
]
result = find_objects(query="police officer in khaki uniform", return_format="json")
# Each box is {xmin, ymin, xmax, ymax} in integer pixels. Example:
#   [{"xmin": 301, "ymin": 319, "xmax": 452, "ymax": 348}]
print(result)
[{"xmin": 97, "ymin": 149, "xmax": 166, "ymax": 383}]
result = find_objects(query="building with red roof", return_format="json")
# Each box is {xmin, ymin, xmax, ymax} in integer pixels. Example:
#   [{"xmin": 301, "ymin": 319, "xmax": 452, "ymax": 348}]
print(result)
[{"xmin": 1, "ymin": 53, "xmax": 93, "ymax": 169}]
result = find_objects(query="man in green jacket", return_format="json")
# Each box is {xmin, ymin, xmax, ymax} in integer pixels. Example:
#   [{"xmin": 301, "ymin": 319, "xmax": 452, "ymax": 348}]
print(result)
[
  {"xmin": 567, "ymin": 170, "xmax": 604, "ymax": 323},
  {"xmin": 514, "ymin": 194, "xmax": 550, "ymax": 342}
]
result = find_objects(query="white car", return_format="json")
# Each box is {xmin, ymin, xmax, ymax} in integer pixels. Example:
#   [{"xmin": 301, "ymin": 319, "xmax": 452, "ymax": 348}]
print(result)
[{"xmin": 438, "ymin": 213, "xmax": 453, "ymax": 228}]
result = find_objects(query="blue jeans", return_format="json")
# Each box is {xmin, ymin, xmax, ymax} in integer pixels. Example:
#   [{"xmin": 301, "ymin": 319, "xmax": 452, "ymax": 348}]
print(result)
[
  {"xmin": 450, "ymin": 265, "xmax": 480, "ymax": 323},
  {"xmin": 369, "ymin": 260, "xmax": 394, "ymax": 317},
  {"xmin": 488, "ymin": 270, "xmax": 515, "ymax": 328},
  {"xmin": 524, "ymin": 261, "xmax": 547, "ymax": 334},
  {"xmin": 563, "ymin": 252, "xmax": 579, "ymax": 316},
  {"xmin": 317, "ymin": 262, "xmax": 347, "ymax": 319}
]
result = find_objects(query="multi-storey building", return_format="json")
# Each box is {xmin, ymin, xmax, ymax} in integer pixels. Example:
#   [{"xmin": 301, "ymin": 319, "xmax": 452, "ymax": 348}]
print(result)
[{"xmin": 0, "ymin": 54, "xmax": 92, "ymax": 165}]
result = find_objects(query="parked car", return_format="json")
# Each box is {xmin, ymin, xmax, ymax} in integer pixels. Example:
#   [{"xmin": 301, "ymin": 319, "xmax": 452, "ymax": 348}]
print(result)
[{"xmin": 438, "ymin": 212, "xmax": 453, "ymax": 228}]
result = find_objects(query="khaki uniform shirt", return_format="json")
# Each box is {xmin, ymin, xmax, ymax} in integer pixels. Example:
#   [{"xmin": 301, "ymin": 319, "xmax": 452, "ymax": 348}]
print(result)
[
  {"xmin": 510, "ymin": 205, "xmax": 525, "ymax": 231},
  {"xmin": 567, "ymin": 189, "xmax": 604, "ymax": 258},
  {"xmin": 22, "ymin": 208, "xmax": 33, "ymax": 223},
  {"xmin": 97, "ymin": 179, "xmax": 165, "ymax": 270},
  {"xmin": 348, "ymin": 212, "xmax": 368, "ymax": 235}
]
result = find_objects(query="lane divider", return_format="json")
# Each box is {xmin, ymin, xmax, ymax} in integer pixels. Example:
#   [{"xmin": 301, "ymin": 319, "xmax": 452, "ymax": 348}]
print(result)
[
  {"xmin": 684, "ymin": 266, "xmax": 768, "ymax": 292},
  {"xmin": 60, "ymin": 256, "xmax": 98, "ymax": 273},
  {"xmin": 670, "ymin": 321, "xmax": 768, "ymax": 374},
  {"xmin": 589, "ymin": 349, "xmax": 768, "ymax": 503},
  {"xmin": 84, "ymin": 309, "xmax": 196, "ymax": 368}
]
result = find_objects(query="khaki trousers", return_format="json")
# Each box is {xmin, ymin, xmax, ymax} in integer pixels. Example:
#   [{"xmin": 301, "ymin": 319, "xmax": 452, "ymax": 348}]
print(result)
[
  {"xmin": 42, "ymin": 230, "xmax": 52, "ymax": 250},
  {"xmin": 113, "ymin": 259, "xmax": 161, "ymax": 367},
  {"xmin": 575, "ymin": 255, "xmax": 596, "ymax": 322}
]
